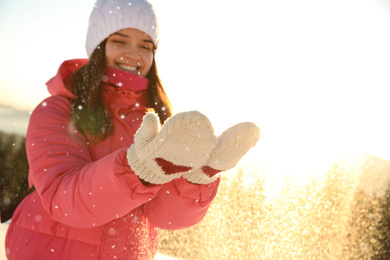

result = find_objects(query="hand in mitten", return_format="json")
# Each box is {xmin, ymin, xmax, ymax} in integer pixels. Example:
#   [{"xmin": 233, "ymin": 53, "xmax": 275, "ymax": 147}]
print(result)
[
  {"xmin": 184, "ymin": 122, "xmax": 260, "ymax": 184},
  {"xmin": 127, "ymin": 111, "xmax": 217, "ymax": 184}
]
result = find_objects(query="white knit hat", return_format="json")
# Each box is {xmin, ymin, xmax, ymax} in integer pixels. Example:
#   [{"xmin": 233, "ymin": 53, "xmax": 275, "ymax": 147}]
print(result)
[{"xmin": 86, "ymin": 0, "xmax": 159, "ymax": 57}]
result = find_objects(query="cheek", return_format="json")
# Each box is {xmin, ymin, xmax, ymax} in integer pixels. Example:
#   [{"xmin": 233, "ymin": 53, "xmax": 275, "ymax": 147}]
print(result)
[
  {"xmin": 105, "ymin": 44, "xmax": 119, "ymax": 66},
  {"xmin": 143, "ymin": 54, "xmax": 154, "ymax": 72}
]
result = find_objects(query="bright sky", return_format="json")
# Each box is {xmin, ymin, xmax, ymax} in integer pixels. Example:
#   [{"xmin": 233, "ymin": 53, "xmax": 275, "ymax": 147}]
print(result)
[{"xmin": 1, "ymin": 0, "xmax": 390, "ymax": 174}]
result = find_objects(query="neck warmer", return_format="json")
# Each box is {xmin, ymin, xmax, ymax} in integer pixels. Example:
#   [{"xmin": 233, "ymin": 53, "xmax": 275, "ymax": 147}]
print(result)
[
  {"xmin": 103, "ymin": 67, "xmax": 149, "ymax": 92},
  {"xmin": 102, "ymin": 67, "xmax": 149, "ymax": 124}
]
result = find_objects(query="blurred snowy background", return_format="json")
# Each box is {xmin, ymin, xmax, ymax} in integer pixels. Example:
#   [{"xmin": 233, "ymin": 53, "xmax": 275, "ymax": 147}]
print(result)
[{"xmin": 0, "ymin": 105, "xmax": 30, "ymax": 135}]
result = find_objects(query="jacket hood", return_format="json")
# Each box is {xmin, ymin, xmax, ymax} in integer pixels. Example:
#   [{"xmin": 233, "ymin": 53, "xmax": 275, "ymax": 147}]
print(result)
[{"xmin": 46, "ymin": 59, "xmax": 88, "ymax": 98}]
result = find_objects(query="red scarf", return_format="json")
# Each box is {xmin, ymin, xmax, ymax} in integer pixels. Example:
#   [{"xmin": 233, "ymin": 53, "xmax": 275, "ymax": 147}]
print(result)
[
  {"xmin": 102, "ymin": 67, "xmax": 149, "ymax": 132},
  {"xmin": 102, "ymin": 67, "xmax": 149, "ymax": 110},
  {"xmin": 103, "ymin": 67, "xmax": 149, "ymax": 92}
]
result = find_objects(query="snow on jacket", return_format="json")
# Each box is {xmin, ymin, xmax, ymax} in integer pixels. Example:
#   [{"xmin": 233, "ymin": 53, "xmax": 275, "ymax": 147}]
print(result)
[{"xmin": 5, "ymin": 59, "xmax": 220, "ymax": 259}]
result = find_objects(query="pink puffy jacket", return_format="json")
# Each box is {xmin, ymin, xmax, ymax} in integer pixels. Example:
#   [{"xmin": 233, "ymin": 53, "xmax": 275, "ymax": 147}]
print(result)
[{"xmin": 5, "ymin": 59, "xmax": 219, "ymax": 259}]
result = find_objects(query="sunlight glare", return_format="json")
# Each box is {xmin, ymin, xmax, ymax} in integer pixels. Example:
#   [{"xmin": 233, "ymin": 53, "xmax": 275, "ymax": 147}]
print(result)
[{"xmin": 154, "ymin": 0, "xmax": 390, "ymax": 177}]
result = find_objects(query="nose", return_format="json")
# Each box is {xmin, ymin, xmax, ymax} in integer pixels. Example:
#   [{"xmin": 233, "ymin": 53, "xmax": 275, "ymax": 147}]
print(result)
[{"xmin": 124, "ymin": 46, "xmax": 141, "ymax": 61}]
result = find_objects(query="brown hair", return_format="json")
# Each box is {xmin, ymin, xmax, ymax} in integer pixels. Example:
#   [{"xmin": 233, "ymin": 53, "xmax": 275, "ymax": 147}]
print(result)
[{"xmin": 69, "ymin": 40, "xmax": 173, "ymax": 142}]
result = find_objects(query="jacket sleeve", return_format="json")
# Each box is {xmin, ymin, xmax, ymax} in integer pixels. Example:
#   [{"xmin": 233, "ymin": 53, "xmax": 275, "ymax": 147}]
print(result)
[
  {"xmin": 144, "ymin": 176, "xmax": 220, "ymax": 230},
  {"xmin": 26, "ymin": 96, "xmax": 161, "ymax": 228}
]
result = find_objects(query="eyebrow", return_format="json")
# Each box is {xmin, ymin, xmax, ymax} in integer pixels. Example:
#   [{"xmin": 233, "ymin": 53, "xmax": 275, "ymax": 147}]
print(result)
[
  {"xmin": 112, "ymin": 32, "xmax": 154, "ymax": 44},
  {"xmin": 112, "ymin": 32, "xmax": 128, "ymax": 38},
  {"xmin": 143, "ymin": 39, "xmax": 154, "ymax": 44}
]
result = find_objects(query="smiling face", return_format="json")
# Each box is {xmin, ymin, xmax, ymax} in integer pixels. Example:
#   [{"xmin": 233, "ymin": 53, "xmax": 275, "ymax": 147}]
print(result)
[{"xmin": 105, "ymin": 28, "xmax": 155, "ymax": 77}]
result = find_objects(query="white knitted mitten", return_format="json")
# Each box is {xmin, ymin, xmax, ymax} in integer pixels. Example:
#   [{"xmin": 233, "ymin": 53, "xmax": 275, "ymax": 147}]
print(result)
[
  {"xmin": 184, "ymin": 122, "xmax": 260, "ymax": 184},
  {"xmin": 127, "ymin": 111, "xmax": 217, "ymax": 184}
]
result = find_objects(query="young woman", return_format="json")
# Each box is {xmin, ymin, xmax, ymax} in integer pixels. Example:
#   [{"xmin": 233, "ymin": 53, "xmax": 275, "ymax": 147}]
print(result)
[{"xmin": 5, "ymin": 0, "xmax": 260, "ymax": 259}]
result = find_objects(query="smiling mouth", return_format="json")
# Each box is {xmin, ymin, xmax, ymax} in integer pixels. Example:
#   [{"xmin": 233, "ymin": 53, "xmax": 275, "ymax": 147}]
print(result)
[{"xmin": 117, "ymin": 63, "xmax": 141, "ymax": 75}]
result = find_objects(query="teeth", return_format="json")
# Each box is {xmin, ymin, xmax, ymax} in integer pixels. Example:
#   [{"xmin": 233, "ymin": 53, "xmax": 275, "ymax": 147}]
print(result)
[{"xmin": 118, "ymin": 64, "xmax": 137, "ymax": 72}]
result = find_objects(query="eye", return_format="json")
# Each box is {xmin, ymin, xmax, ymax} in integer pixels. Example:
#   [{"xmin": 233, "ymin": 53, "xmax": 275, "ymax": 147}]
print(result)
[
  {"xmin": 141, "ymin": 45, "xmax": 152, "ymax": 50},
  {"xmin": 113, "ymin": 40, "xmax": 125, "ymax": 44}
]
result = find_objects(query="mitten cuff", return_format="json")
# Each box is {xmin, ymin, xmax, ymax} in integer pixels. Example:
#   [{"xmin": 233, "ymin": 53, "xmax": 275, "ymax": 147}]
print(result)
[
  {"xmin": 127, "ymin": 146, "xmax": 182, "ymax": 184},
  {"xmin": 184, "ymin": 169, "xmax": 220, "ymax": 184}
]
